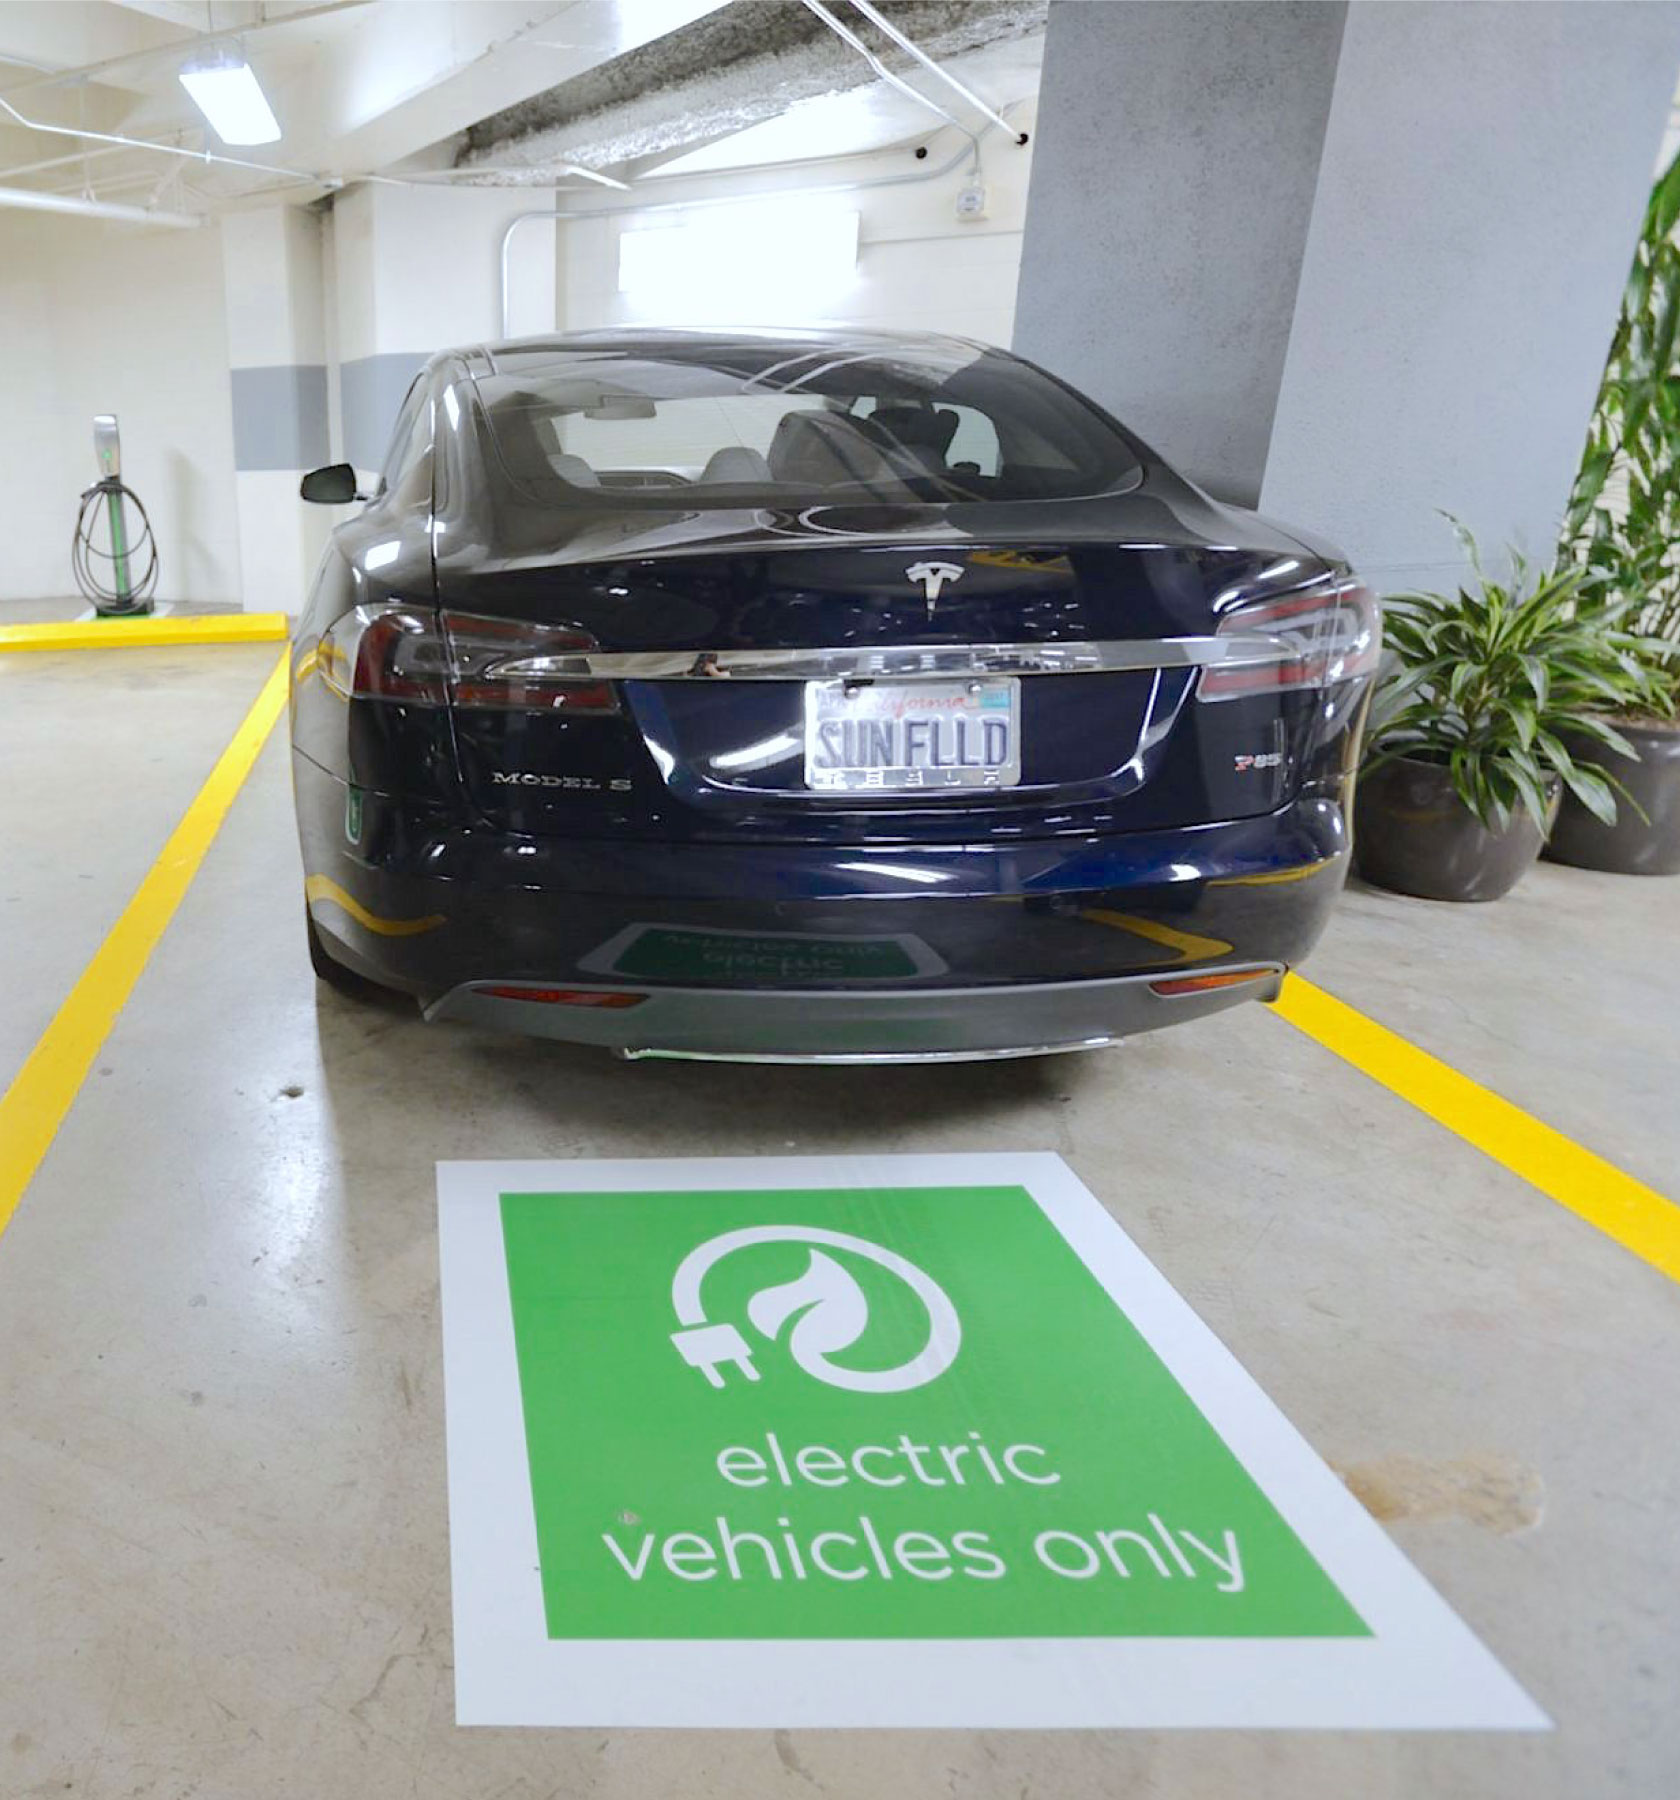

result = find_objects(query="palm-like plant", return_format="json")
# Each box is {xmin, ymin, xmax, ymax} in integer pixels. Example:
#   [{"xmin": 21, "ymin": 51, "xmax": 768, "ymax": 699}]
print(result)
[
  {"xmin": 1364, "ymin": 520, "xmax": 1670, "ymax": 832},
  {"xmin": 1559, "ymin": 151, "xmax": 1680, "ymax": 696}
]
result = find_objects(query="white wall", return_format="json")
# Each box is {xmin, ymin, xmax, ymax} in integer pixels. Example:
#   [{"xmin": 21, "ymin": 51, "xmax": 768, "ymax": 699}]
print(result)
[
  {"xmin": 327, "ymin": 178, "xmax": 559, "ymax": 470},
  {"xmin": 553, "ymin": 116, "xmax": 1037, "ymax": 349},
  {"xmin": 222, "ymin": 205, "xmax": 336, "ymax": 614},
  {"xmin": 0, "ymin": 131, "xmax": 1035, "ymax": 609},
  {"xmin": 0, "ymin": 210, "xmax": 240, "ymax": 606}
]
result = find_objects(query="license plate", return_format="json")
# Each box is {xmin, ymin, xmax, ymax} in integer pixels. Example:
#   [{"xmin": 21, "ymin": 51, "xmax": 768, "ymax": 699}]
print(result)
[{"xmin": 803, "ymin": 678, "xmax": 1021, "ymax": 792}]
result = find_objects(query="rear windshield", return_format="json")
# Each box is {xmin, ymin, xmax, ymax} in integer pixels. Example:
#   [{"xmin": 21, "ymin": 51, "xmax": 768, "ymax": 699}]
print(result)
[{"xmin": 465, "ymin": 340, "xmax": 1145, "ymax": 509}]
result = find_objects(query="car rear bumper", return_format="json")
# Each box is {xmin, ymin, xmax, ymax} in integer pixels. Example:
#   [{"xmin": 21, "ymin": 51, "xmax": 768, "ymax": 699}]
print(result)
[
  {"xmin": 424, "ymin": 964, "xmax": 1285, "ymax": 1061},
  {"xmin": 294, "ymin": 753, "xmax": 1350, "ymax": 1054}
]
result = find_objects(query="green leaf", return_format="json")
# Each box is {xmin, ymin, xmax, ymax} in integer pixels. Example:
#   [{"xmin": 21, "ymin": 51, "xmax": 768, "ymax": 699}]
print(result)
[
  {"xmin": 1560, "ymin": 763, "xmax": 1619, "ymax": 827},
  {"xmin": 1518, "ymin": 654, "xmax": 1550, "ymax": 707},
  {"xmin": 1651, "ymin": 148, "xmax": 1680, "ymax": 239},
  {"xmin": 1507, "ymin": 758, "xmax": 1553, "ymax": 833}
]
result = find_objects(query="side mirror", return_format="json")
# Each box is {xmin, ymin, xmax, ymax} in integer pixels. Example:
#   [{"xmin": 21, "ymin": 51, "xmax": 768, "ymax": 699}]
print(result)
[{"xmin": 300, "ymin": 463, "xmax": 362, "ymax": 504}]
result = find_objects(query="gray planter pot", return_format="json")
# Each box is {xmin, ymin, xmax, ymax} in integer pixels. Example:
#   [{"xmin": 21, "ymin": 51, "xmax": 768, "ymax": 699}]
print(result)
[
  {"xmin": 1544, "ymin": 720, "xmax": 1680, "ymax": 877},
  {"xmin": 1354, "ymin": 756, "xmax": 1549, "ymax": 903}
]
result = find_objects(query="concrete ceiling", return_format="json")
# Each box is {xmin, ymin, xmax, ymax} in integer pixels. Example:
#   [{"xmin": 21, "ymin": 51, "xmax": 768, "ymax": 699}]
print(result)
[
  {"xmin": 0, "ymin": 0, "xmax": 1045, "ymax": 220},
  {"xmin": 650, "ymin": 28, "xmax": 1043, "ymax": 178},
  {"xmin": 456, "ymin": 0, "xmax": 1046, "ymax": 181}
]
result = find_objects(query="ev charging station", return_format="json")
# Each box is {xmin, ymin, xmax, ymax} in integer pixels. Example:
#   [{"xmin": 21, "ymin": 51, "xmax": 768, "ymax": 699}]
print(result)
[{"xmin": 74, "ymin": 415, "xmax": 159, "ymax": 618}]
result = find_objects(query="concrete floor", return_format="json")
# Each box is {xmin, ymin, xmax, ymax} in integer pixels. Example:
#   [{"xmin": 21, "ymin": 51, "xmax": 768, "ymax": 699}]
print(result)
[{"xmin": 2, "ymin": 646, "xmax": 1677, "ymax": 1799}]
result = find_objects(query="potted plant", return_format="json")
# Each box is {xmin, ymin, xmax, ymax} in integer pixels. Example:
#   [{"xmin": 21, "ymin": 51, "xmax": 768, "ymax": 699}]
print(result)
[
  {"xmin": 1355, "ymin": 521, "xmax": 1668, "ymax": 903},
  {"xmin": 1550, "ymin": 151, "xmax": 1680, "ymax": 874}
]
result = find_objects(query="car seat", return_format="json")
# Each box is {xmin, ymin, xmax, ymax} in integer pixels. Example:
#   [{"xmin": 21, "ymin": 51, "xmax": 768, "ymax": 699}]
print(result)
[
  {"xmin": 868, "ymin": 403, "xmax": 960, "ymax": 470},
  {"xmin": 699, "ymin": 446, "xmax": 773, "ymax": 484},
  {"xmin": 486, "ymin": 397, "xmax": 600, "ymax": 490},
  {"xmin": 767, "ymin": 409, "xmax": 905, "ymax": 489}
]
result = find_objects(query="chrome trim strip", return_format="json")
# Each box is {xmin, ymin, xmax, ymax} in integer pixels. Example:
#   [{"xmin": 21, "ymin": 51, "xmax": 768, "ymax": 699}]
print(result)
[
  {"xmin": 616, "ymin": 1035, "xmax": 1127, "ymax": 1065},
  {"xmin": 506, "ymin": 638, "xmax": 1264, "ymax": 681}
]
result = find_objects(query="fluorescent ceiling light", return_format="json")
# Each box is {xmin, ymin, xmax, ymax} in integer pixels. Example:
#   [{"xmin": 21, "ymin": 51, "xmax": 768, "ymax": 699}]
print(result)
[{"xmin": 179, "ymin": 51, "xmax": 281, "ymax": 146}]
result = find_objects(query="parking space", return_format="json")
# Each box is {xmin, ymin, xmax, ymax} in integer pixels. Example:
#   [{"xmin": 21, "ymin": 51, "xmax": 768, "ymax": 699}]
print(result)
[
  {"xmin": 0, "ymin": 659, "xmax": 1676, "ymax": 1798},
  {"xmin": 1307, "ymin": 871, "xmax": 1680, "ymax": 1199},
  {"xmin": 0, "ymin": 641, "xmax": 284, "ymax": 1076},
  {"xmin": 4, "ymin": 3, "xmax": 1678, "ymax": 1791}
]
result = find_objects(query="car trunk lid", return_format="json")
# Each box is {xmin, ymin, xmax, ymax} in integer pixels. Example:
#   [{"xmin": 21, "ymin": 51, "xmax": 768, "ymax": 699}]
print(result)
[{"xmin": 432, "ymin": 498, "xmax": 1347, "ymax": 844}]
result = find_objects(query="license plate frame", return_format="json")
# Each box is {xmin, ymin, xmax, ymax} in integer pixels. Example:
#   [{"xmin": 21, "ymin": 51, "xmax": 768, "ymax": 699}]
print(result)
[{"xmin": 802, "ymin": 676, "xmax": 1022, "ymax": 794}]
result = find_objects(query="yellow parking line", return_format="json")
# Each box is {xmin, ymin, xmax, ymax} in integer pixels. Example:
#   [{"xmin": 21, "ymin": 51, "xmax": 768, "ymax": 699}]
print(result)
[
  {"xmin": 0, "ymin": 649, "xmax": 288, "ymax": 1243},
  {"xmin": 0, "ymin": 613, "xmax": 289, "ymax": 653},
  {"xmin": 1272, "ymin": 973, "xmax": 1680, "ymax": 1284}
]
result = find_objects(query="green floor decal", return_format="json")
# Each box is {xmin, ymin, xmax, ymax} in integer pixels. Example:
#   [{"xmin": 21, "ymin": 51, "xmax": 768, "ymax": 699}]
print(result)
[
  {"xmin": 500, "ymin": 1184, "xmax": 1364, "ymax": 1642},
  {"xmin": 439, "ymin": 1153, "xmax": 1544, "ymax": 1729}
]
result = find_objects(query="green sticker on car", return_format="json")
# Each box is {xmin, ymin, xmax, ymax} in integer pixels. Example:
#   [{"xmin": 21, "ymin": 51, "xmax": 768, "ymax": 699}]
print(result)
[{"xmin": 595, "ymin": 925, "xmax": 925, "ymax": 984}]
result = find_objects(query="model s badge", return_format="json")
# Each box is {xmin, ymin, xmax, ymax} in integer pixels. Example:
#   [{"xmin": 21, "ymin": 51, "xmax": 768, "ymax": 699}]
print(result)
[{"xmin": 905, "ymin": 560, "xmax": 964, "ymax": 619}]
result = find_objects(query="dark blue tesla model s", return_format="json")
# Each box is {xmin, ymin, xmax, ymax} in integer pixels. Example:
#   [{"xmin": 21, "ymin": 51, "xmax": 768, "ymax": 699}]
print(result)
[{"xmin": 291, "ymin": 327, "xmax": 1377, "ymax": 1063}]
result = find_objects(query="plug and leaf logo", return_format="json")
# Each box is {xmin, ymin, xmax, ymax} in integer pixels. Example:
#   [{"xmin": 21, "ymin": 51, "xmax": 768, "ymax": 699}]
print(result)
[{"xmin": 668, "ymin": 1226, "xmax": 961, "ymax": 1395}]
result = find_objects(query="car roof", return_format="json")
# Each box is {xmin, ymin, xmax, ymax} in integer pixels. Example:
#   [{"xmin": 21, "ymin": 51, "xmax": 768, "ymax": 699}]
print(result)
[{"xmin": 435, "ymin": 325, "xmax": 999, "ymax": 380}]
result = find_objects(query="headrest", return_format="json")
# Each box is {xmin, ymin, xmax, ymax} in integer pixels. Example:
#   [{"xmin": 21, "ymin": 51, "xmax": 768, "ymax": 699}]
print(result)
[
  {"xmin": 486, "ymin": 401, "xmax": 570, "ymax": 491},
  {"xmin": 699, "ymin": 445, "xmax": 773, "ymax": 484},
  {"xmin": 549, "ymin": 451, "xmax": 599, "ymax": 487},
  {"xmin": 869, "ymin": 403, "xmax": 960, "ymax": 456},
  {"xmin": 768, "ymin": 410, "xmax": 898, "ymax": 487}
]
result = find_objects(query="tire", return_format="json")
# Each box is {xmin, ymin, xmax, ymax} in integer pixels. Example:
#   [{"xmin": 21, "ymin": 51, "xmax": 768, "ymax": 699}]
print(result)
[{"xmin": 306, "ymin": 906, "xmax": 379, "ymax": 999}]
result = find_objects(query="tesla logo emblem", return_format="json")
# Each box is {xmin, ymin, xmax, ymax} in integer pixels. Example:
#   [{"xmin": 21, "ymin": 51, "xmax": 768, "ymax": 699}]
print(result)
[{"xmin": 906, "ymin": 560, "xmax": 964, "ymax": 619}]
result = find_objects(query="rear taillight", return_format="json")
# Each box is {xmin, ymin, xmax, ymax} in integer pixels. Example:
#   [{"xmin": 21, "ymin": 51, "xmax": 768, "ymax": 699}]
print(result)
[
  {"xmin": 318, "ymin": 604, "xmax": 618, "ymax": 713},
  {"xmin": 1197, "ymin": 577, "xmax": 1380, "ymax": 703},
  {"xmin": 442, "ymin": 612, "xmax": 618, "ymax": 713},
  {"xmin": 319, "ymin": 604, "xmax": 449, "ymax": 702}
]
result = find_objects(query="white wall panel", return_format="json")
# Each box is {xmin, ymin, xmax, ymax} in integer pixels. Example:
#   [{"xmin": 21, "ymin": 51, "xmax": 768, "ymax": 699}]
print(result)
[
  {"xmin": 556, "ymin": 117, "xmax": 1036, "ymax": 350},
  {"xmin": 0, "ymin": 211, "xmax": 240, "ymax": 606}
]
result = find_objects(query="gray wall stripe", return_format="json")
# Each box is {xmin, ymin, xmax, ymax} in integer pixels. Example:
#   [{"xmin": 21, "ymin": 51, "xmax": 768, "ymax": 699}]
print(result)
[
  {"xmin": 230, "ymin": 364, "xmax": 330, "ymax": 473},
  {"xmin": 340, "ymin": 351, "xmax": 428, "ymax": 473}
]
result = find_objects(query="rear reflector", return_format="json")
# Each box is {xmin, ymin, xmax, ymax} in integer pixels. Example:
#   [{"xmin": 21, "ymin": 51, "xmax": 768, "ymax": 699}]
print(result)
[
  {"xmin": 1149, "ymin": 969, "xmax": 1272, "ymax": 997},
  {"xmin": 318, "ymin": 603, "xmax": 619, "ymax": 713},
  {"xmin": 473, "ymin": 985, "xmax": 647, "ymax": 1008},
  {"xmin": 1197, "ymin": 576, "xmax": 1380, "ymax": 703}
]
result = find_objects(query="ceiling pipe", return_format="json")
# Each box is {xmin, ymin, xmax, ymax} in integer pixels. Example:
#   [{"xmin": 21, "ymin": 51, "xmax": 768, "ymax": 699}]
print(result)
[
  {"xmin": 0, "ymin": 92, "xmax": 329, "ymax": 188},
  {"xmin": 0, "ymin": 143, "xmax": 136, "ymax": 183},
  {"xmin": 0, "ymin": 89, "xmax": 613, "ymax": 202},
  {"xmin": 796, "ymin": 0, "xmax": 980, "ymax": 171},
  {"xmin": 843, "ymin": 0, "xmax": 1029, "ymax": 145},
  {"xmin": 0, "ymin": 184, "xmax": 202, "ymax": 228}
]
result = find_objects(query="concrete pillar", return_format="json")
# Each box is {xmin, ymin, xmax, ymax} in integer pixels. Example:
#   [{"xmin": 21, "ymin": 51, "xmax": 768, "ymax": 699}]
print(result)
[
  {"xmin": 1014, "ymin": 1, "xmax": 1346, "ymax": 508},
  {"xmin": 1013, "ymin": 0, "xmax": 1680, "ymax": 589},
  {"xmin": 221, "ymin": 205, "xmax": 333, "ymax": 613},
  {"xmin": 1258, "ymin": 2, "xmax": 1680, "ymax": 591}
]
